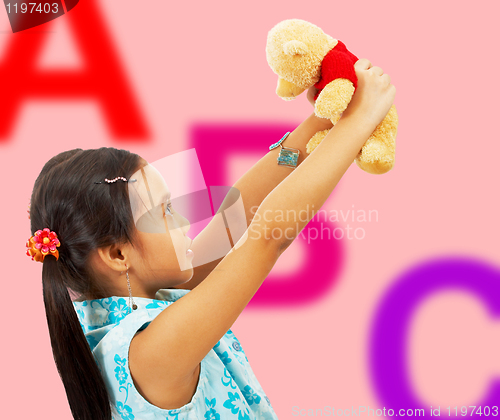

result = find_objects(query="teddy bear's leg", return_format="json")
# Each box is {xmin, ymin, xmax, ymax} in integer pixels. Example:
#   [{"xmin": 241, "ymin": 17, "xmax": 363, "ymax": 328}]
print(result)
[
  {"xmin": 306, "ymin": 129, "xmax": 331, "ymax": 154},
  {"xmin": 355, "ymin": 104, "xmax": 398, "ymax": 174},
  {"xmin": 315, "ymin": 79, "xmax": 355, "ymax": 119}
]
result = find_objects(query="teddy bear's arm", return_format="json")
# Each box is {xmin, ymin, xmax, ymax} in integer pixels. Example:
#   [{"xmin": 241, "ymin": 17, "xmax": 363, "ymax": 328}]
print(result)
[{"xmin": 314, "ymin": 78, "xmax": 355, "ymax": 120}]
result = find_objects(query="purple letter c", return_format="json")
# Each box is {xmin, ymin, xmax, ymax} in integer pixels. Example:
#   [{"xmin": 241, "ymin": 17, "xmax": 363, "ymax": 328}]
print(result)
[{"xmin": 370, "ymin": 257, "xmax": 500, "ymax": 417}]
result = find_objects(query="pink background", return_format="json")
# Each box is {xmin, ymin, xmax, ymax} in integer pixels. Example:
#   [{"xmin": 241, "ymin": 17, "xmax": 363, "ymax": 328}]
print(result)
[{"xmin": 2, "ymin": 0, "xmax": 500, "ymax": 418}]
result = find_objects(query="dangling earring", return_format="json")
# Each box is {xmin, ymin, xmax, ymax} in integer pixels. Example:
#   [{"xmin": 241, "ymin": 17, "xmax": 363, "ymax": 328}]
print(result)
[{"xmin": 125, "ymin": 265, "xmax": 138, "ymax": 311}]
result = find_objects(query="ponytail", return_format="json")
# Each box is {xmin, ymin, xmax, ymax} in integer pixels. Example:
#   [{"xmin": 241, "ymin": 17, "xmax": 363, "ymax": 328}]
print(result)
[
  {"xmin": 42, "ymin": 256, "xmax": 112, "ymax": 420},
  {"xmin": 30, "ymin": 147, "xmax": 142, "ymax": 419}
]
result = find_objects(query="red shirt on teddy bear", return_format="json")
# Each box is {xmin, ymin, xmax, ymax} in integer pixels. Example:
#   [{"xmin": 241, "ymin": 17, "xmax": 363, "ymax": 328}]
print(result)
[{"xmin": 313, "ymin": 40, "xmax": 359, "ymax": 101}]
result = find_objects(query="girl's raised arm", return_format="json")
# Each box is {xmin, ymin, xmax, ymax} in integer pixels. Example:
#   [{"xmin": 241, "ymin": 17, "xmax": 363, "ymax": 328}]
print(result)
[
  {"xmin": 174, "ymin": 112, "xmax": 333, "ymax": 290},
  {"xmin": 129, "ymin": 59, "xmax": 396, "ymax": 405}
]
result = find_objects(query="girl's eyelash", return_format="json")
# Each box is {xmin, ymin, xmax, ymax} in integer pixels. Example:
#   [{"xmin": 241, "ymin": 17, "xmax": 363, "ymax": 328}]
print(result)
[{"xmin": 165, "ymin": 202, "xmax": 173, "ymax": 215}]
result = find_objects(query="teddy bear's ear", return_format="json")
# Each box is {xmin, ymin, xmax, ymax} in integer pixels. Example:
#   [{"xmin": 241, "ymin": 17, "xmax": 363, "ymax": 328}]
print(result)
[{"xmin": 283, "ymin": 40, "xmax": 309, "ymax": 56}]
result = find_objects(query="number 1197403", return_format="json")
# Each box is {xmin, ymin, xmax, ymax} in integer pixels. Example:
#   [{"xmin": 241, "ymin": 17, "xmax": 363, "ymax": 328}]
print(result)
[
  {"xmin": 5, "ymin": 3, "xmax": 59, "ymax": 14},
  {"xmin": 445, "ymin": 406, "xmax": 499, "ymax": 416}
]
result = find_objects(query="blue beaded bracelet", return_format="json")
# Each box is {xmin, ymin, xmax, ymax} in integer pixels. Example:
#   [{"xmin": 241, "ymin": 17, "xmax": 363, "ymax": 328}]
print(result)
[{"xmin": 269, "ymin": 132, "xmax": 300, "ymax": 169}]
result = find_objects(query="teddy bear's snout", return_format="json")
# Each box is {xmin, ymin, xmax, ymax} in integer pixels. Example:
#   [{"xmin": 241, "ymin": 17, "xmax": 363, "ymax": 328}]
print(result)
[{"xmin": 276, "ymin": 77, "xmax": 306, "ymax": 99}]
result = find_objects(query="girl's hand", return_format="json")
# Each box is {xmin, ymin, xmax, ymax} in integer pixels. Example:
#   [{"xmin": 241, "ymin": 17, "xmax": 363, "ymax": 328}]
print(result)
[{"xmin": 341, "ymin": 58, "xmax": 396, "ymax": 128}]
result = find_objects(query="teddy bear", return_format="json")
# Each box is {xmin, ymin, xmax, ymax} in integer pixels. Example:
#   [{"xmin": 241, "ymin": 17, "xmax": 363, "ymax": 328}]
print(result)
[{"xmin": 266, "ymin": 19, "xmax": 398, "ymax": 175}]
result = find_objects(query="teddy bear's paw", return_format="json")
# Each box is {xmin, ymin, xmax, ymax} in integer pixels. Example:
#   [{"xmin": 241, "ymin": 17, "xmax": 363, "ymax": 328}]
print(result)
[
  {"xmin": 306, "ymin": 129, "xmax": 330, "ymax": 154},
  {"xmin": 315, "ymin": 78, "xmax": 355, "ymax": 118}
]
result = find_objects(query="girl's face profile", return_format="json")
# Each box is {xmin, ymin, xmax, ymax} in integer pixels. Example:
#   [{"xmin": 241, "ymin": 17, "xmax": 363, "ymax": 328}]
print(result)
[{"xmin": 128, "ymin": 163, "xmax": 194, "ymax": 289}]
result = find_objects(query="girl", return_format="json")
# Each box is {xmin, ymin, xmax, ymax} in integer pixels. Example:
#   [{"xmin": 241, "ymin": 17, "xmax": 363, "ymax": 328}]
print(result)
[{"xmin": 27, "ymin": 58, "xmax": 395, "ymax": 420}]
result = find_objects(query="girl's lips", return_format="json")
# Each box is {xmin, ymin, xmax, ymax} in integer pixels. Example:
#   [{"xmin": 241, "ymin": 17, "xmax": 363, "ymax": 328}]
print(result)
[
  {"xmin": 185, "ymin": 237, "xmax": 194, "ymax": 257},
  {"xmin": 186, "ymin": 238, "xmax": 194, "ymax": 257}
]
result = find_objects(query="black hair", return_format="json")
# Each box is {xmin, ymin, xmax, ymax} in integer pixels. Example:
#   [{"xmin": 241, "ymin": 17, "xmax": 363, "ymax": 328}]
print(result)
[{"xmin": 29, "ymin": 148, "xmax": 143, "ymax": 420}]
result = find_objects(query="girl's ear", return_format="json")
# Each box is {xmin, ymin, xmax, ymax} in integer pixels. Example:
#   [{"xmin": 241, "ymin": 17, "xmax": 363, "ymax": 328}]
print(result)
[{"xmin": 97, "ymin": 243, "xmax": 132, "ymax": 273}]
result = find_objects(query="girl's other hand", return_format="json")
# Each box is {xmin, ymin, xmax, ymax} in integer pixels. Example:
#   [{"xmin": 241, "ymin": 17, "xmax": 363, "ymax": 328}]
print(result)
[{"xmin": 341, "ymin": 58, "xmax": 396, "ymax": 128}]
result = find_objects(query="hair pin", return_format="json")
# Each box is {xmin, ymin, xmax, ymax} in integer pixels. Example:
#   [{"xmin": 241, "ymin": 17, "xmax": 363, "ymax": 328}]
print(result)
[
  {"xmin": 94, "ymin": 177, "xmax": 137, "ymax": 184},
  {"xmin": 26, "ymin": 228, "xmax": 61, "ymax": 262}
]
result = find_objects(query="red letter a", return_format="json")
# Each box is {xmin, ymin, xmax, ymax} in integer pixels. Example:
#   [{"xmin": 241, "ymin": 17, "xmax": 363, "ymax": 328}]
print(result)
[{"xmin": 0, "ymin": 0, "xmax": 150, "ymax": 142}]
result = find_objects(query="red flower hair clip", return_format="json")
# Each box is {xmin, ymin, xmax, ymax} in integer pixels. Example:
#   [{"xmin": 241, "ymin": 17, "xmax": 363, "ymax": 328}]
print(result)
[{"xmin": 26, "ymin": 228, "xmax": 61, "ymax": 262}]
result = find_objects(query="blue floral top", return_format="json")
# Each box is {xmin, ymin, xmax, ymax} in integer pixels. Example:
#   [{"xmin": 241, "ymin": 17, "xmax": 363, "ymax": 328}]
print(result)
[{"xmin": 73, "ymin": 288, "xmax": 279, "ymax": 420}]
